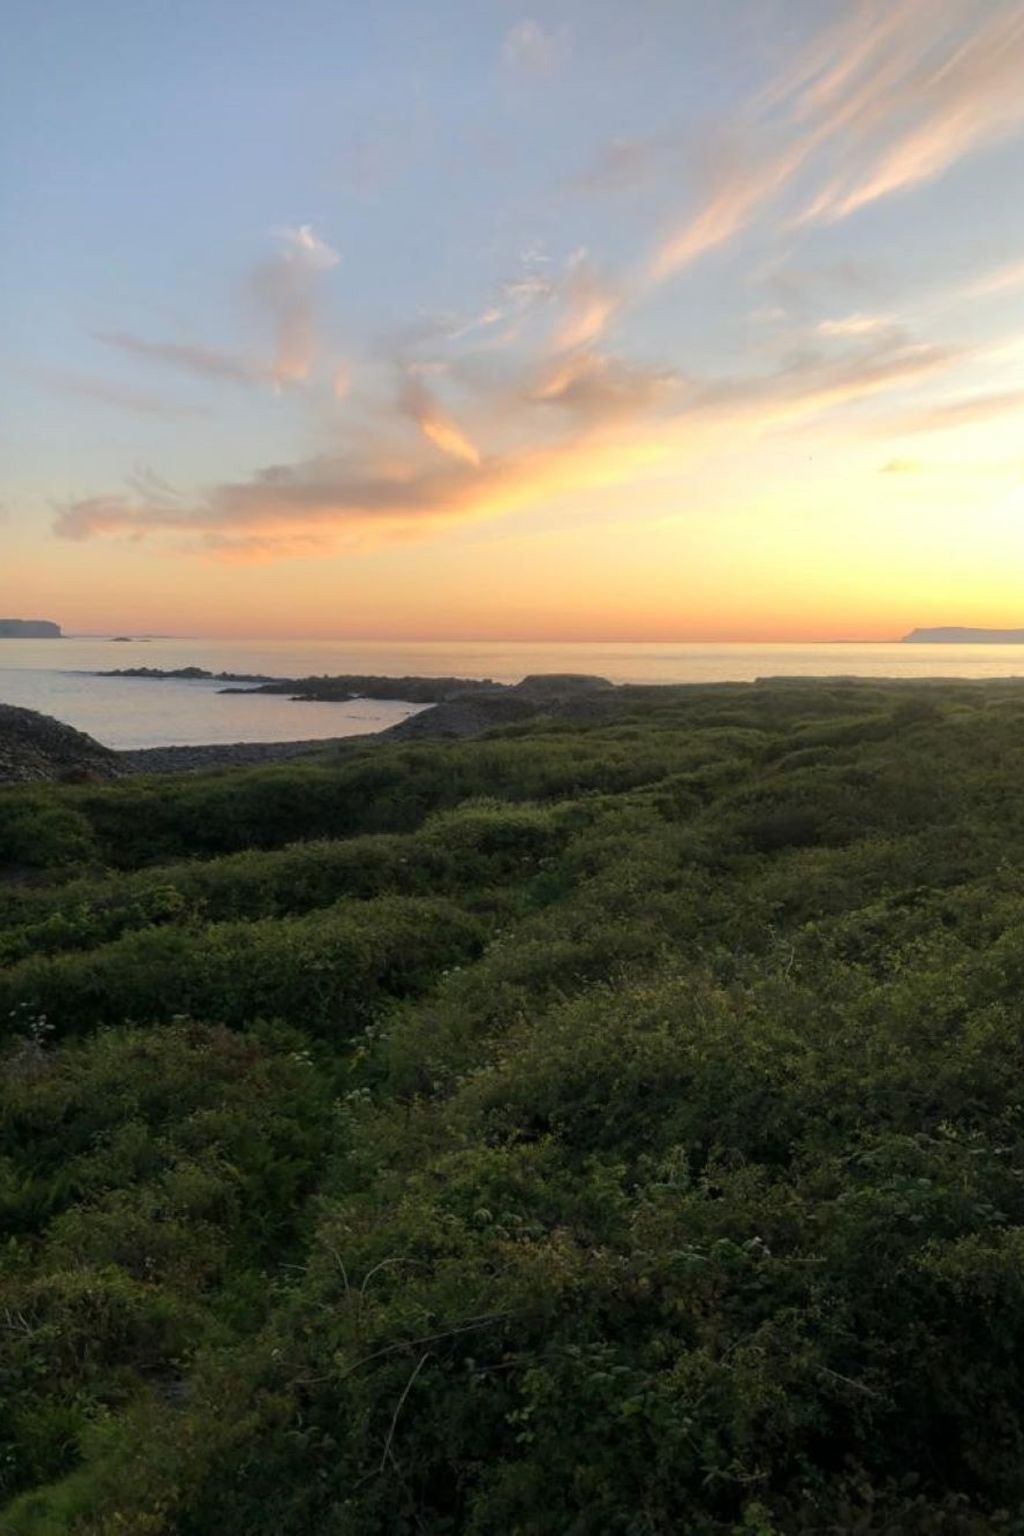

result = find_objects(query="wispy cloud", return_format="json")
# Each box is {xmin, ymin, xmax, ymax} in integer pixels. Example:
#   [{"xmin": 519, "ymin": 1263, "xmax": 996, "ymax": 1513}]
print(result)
[
  {"xmin": 800, "ymin": 2, "xmax": 1024, "ymax": 223},
  {"xmin": 33, "ymin": 369, "xmax": 211, "ymax": 419},
  {"xmin": 446, "ymin": 305, "xmax": 506, "ymax": 343},
  {"xmin": 531, "ymin": 349, "xmax": 678, "ymax": 419},
  {"xmin": 94, "ymin": 331, "xmax": 261, "ymax": 385},
  {"xmin": 250, "ymin": 224, "xmax": 339, "ymax": 387},
  {"xmin": 502, "ymin": 18, "xmax": 567, "ymax": 75},
  {"xmin": 884, "ymin": 387, "xmax": 1024, "ymax": 435},
  {"xmin": 693, "ymin": 333, "xmax": 958, "ymax": 429},
  {"xmin": 817, "ymin": 313, "xmax": 894, "ymax": 338},
  {"xmin": 124, "ymin": 466, "xmax": 189, "ymax": 506},
  {"xmin": 33, "ymin": 225, "xmax": 342, "ymax": 436},
  {"xmin": 966, "ymin": 258, "xmax": 1024, "ymax": 298},
  {"xmin": 881, "ymin": 458, "xmax": 924, "ymax": 474},
  {"xmin": 501, "ymin": 272, "xmax": 555, "ymax": 309},
  {"xmin": 400, "ymin": 372, "xmax": 481, "ymax": 465},
  {"xmin": 54, "ymin": 325, "xmax": 963, "ymax": 560},
  {"xmin": 51, "ymin": 5, "xmax": 1023, "ymax": 570},
  {"xmin": 401, "ymin": 261, "xmax": 555, "ymax": 355},
  {"xmin": 571, "ymin": 136, "xmax": 661, "ymax": 195},
  {"xmin": 549, "ymin": 254, "xmax": 619, "ymax": 350},
  {"xmin": 649, "ymin": 142, "xmax": 805, "ymax": 283},
  {"xmin": 645, "ymin": 1, "xmax": 1024, "ymax": 286},
  {"xmin": 52, "ymin": 417, "xmax": 705, "ymax": 562}
]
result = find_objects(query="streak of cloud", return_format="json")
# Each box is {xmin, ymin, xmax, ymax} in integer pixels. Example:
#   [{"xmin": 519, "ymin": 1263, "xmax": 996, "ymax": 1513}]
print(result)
[
  {"xmin": 94, "ymin": 331, "xmax": 261, "ymax": 385},
  {"xmin": 884, "ymin": 387, "xmax": 1024, "ymax": 435},
  {"xmin": 54, "ymin": 0, "xmax": 1010, "ymax": 570},
  {"xmin": 550, "ymin": 255, "xmax": 619, "ymax": 350},
  {"xmin": 502, "ymin": 19, "xmax": 567, "ymax": 74},
  {"xmin": 400, "ymin": 373, "xmax": 481, "ymax": 465},
  {"xmin": 804, "ymin": 3, "xmax": 1024, "ymax": 222},
  {"xmin": 967, "ymin": 258, "xmax": 1024, "ymax": 298},
  {"xmin": 775, "ymin": 0, "xmax": 1024, "ymax": 226},
  {"xmin": 571, "ymin": 136, "xmax": 661, "ymax": 195},
  {"xmin": 531, "ymin": 349, "xmax": 678, "ymax": 418},
  {"xmin": 54, "ymin": 328, "xmax": 963, "ymax": 560},
  {"xmin": 649, "ymin": 142, "xmax": 805, "ymax": 282},
  {"xmin": 52, "ymin": 421, "xmax": 699, "ymax": 562},
  {"xmin": 251, "ymin": 224, "xmax": 339, "ymax": 387},
  {"xmin": 817, "ymin": 313, "xmax": 894, "ymax": 338},
  {"xmin": 124, "ymin": 465, "xmax": 188, "ymax": 506},
  {"xmin": 33, "ymin": 369, "xmax": 212, "ymax": 419},
  {"xmin": 691, "ymin": 335, "xmax": 958, "ymax": 431},
  {"xmin": 501, "ymin": 272, "xmax": 555, "ymax": 309},
  {"xmin": 447, "ymin": 306, "xmax": 505, "ymax": 342},
  {"xmin": 647, "ymin": 1, "xmax": 1024, "ymax": 286}
]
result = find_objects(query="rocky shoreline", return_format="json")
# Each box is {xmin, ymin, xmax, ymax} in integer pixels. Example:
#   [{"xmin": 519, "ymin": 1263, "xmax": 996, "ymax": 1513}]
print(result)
[
  {"xmin": 116, "ymin": 674, "xmax": 620, "ymax": 771},
  {"xmin": 95, "ymin": 666, "xmax": 501, "ymax": 703},
  {"xmin": 1, "ymin": 674, "xmax": 622, "ymax": 781},
  {"xmin": 117, "ymin": 737, "xmax": 362, "ymax": 774}
]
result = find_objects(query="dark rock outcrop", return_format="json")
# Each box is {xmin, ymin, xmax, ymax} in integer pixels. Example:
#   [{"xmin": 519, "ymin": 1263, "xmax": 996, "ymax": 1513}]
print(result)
[
  {"xmin": 512, "ymin": 673, "xmax": 615, "ymax": 699},
  {"xmin": 0, "ymin": 705, "xmax": 120, "ymax": 784},
  {"xmin": 382, "ymin": 675, "xmax": 617, "ymax": 741},
  {"xmin": 382, "ymin": 691, "xmax": 541, "ymax": 740}
]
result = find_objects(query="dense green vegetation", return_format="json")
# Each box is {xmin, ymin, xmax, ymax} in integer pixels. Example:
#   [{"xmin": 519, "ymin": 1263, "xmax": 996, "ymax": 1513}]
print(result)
[{"xmin": 4, "ymin": 679, "xmax": 1024, "ymax": 1532}]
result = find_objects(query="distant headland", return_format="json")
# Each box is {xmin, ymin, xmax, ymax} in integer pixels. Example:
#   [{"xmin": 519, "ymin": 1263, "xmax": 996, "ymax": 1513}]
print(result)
[
  {"xmin": 903, "ymin": 627, "xmax": 1024, "ymax": 644},
  {"xmin": 0, "ymin": 618, "xmax": 62, "ymax": 638}
]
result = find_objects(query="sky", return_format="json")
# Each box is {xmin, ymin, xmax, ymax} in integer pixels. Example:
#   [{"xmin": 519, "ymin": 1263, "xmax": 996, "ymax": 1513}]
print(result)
[{"xmin": 4, "ymin": 0, "xmax": 1024, "ymax": 641}]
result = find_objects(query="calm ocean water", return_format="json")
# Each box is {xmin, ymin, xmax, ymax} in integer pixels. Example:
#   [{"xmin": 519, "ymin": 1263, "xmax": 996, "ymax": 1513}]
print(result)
[{"xmin": 2, "ymin": 636, "xmax": 1024, "ymax": 750}]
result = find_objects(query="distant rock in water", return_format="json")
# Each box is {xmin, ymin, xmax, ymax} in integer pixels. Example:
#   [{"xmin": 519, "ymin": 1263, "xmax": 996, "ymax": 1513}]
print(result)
[
  {"xmin": 0, "ymin": 705, "xmax": 120, "ymax": 784},
  {"xmin": 94, "ymin": 667, "xmax": 615, "ymax": 707},
  {"xmin": 106, "ymin": 665, "xmax": 259, "ymax": 682},
  {"xmin": 903, "ymin": 627, "xmax": 1024, "ymax": 644},
  {"xmin": 97, "ymin": 667, "xmax": 494, "ymax": 703},
  {"xmin": 0, "ymin": 619, "xmax": 62, "ymax": 638}
]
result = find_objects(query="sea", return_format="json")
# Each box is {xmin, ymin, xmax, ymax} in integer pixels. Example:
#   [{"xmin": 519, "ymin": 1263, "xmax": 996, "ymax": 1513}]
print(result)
[{"xmin": 3, "ymin": 636, "xmax": 1024, "ymax": 751}]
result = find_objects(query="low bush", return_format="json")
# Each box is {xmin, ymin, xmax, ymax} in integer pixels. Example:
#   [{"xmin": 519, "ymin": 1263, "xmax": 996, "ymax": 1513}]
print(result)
[
  {"xmin": 0, "ymin": 896, "xmax": 484, "ymax": 1038},
  {"xmin": 5, "ymin": 679, "xmax": 1024, "ymax": 1531}
]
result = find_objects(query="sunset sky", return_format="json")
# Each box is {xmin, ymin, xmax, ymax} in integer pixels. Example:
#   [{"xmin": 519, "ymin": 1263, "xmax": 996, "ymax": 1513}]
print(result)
[{"xmin": 4, "ymin": 0, "xmax": 1024, "ymax": 640}]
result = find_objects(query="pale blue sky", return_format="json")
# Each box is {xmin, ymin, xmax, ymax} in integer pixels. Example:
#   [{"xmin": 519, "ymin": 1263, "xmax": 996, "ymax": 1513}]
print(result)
[{"xmin": 5, "ymin": 1, "xmax": 1024, "ymax": 637}]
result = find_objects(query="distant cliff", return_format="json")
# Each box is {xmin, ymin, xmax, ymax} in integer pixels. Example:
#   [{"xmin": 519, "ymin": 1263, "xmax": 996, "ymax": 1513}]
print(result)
[
  {"xmin": 0, "ymin": 619, "xmax": 62, "ymax": 638},
  {"xmin": 903, "ymin": 627, "xmax": 1024, "ymax": 644}
]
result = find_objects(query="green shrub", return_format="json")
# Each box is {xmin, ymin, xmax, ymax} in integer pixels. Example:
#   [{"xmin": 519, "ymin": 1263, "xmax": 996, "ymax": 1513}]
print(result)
[
  {"xmin": 6, "ymin": 680, "xmax": 1024, "ymax": 1531},
  {"xmin": 0, "ymin": 896, "xmax": 484, "ymax": 1038}
]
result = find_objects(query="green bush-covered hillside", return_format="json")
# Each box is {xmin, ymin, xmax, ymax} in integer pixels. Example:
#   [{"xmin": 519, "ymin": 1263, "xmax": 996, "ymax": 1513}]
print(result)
[{"xmin": 4, "ymin": 680, "xmax": 1024, "ymax": 1532}]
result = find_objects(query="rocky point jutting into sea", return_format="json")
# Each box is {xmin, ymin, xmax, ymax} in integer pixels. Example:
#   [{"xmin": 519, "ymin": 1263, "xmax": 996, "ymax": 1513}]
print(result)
[
  {"xmin": 0, "ymin": 704, "xmax": 120, "ymax": 783},
  {"xmin": 0, "ymin": 675, "xmax": 621, "ymax": 780}
]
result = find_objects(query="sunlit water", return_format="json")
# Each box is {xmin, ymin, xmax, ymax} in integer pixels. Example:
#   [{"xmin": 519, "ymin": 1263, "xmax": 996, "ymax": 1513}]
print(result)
[{"xmin": 2, "ymin": 636, "xmax": 1024, "ymax": 750}]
